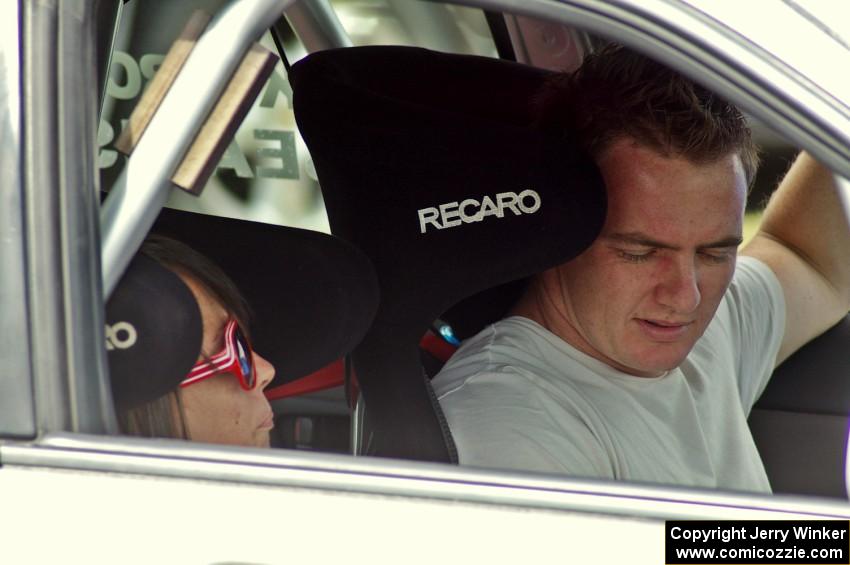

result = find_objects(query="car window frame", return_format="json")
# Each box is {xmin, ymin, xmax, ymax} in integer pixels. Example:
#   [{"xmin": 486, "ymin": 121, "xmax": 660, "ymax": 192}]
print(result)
[
  {"xmin": 21, "ymin": 0, "xmax": 116, "ymax": 437},
  {"xmin": 4, "ymin": 0, "xmax": 850, "ymax": 526},
  {"xmin": 464, "ymin": 0, "xmax": 850, "ymax": 177},
  {"xmin": 0, "ymin": 0, "xmax": 36, "ymax": 439}
]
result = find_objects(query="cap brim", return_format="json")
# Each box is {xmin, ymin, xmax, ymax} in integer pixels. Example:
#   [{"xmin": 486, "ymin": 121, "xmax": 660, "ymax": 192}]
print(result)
[{"xmin": 152, "ymin": 208, "xmax": 379, "ymax": 387}]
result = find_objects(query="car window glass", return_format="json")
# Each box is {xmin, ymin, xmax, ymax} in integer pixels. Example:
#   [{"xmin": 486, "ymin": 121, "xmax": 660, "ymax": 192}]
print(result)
[
  {"xmin": 97, "ymin": 0, "xmax": 501, "ymax": 454},
  {"xmin": 93, "ymin": 1, "xmax": 850, "ymax": 503},
  {"xmin": 99, "ymin": 0, "xmax": 497, "ymax": 232},
  {"xmin": 99, "ymin": 0, "xmax": 327, "ymax": 231},
  {"xmin": 331, "ymin": 0, "xmax": 497, "ymax": 56}
]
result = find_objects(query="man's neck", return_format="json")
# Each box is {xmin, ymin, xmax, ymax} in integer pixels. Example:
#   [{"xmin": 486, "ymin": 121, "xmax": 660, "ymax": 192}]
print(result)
[{"xmin": 509, "ymin": 277, "xmax": 664, "ymax": 378}]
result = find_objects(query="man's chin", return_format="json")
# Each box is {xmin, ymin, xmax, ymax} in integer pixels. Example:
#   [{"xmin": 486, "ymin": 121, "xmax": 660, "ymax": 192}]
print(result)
[
  {"xmin": 623, "ymin": 352, "xmax": 688, "ymax": 377},
  {"xmin": 637, "ymin": 339, "xmax": 696, "ymax": 371}
]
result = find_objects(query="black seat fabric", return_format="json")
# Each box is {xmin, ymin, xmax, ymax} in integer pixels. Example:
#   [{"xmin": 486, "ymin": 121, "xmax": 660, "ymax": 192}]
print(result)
[
  {"xmin": 749, "ymin": 315, "xmax": 850, "ymax": 498},
  {"xmin": 291, "ymin": 46, "xmax": 606, "ymax": 462}
]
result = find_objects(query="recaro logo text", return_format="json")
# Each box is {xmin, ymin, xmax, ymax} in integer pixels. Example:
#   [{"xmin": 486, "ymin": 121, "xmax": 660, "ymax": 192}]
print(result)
[{"xmin": 417, "ymin": 190, "xmax": 541, "ymax": 234}]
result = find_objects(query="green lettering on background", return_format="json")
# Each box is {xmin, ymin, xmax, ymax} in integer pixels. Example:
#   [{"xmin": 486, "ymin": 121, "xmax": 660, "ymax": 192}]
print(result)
[
  {"xmin": 139, "ymin": 54, "xmax": 165, "ymax": 83},
  {"xmin": 259, "ymin": 71, "xmax": 293, "ymax": 109},
  {"xmin": 106, "ymin": 51, "xmax": 141, "ymax": 100},
  {"xmin": 216, "ymin": 140, "xmax": 254, "ymax": 178},
  {"xmin": 254, "ymin": 129, "xmax": 298, "ymax": 179},
  {"xmin": 98, "ymin": 120, "xmax": 117, "ymax": 169}
]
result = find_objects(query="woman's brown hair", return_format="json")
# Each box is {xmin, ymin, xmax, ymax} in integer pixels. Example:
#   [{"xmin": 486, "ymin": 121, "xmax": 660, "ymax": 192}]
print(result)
[{"xmin": 116, "ymin": 234, "xmax": 251, "ymax": 439}]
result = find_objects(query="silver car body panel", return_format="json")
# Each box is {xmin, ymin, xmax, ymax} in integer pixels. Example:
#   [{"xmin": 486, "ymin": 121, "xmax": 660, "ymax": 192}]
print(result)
[
  {"xmin": 3, "ymin": 1, "xmax": 850, "ymax": 561},
  {"xmin": 20, "ymin": 0, "xmax": 114, "ymax": 435},
  {"xmin": 7, "ymin": 433, "xmax": 849, "ymax": 520},
  {"xmin": 2, "ymin": 461, "xmax": 661, "ymax": 564},
  {"xmin": 3, "ymin": 433, "xmax": 850, "ymax": 562}
]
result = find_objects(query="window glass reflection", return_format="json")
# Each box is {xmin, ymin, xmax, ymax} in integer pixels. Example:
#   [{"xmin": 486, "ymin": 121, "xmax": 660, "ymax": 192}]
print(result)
[{"xmin": 100, "ymin": 0, "xmax": 496, "ymax": 232}]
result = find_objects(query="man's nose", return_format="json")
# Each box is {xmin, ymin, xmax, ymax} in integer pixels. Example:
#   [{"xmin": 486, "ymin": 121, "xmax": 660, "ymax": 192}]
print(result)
[{"xmin": 655, "ymin": 257, "xmax": 701, "ymax": 313}]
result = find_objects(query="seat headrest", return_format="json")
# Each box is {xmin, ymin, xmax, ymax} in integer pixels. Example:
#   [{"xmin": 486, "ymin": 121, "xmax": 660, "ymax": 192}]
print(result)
[
  {"xmin": 290, "ymin": 46, "xmax": 606, "ymax": 461},
  {"xmin": 291, "ymin": 46, "xmax": 606, "ymax": 332}
]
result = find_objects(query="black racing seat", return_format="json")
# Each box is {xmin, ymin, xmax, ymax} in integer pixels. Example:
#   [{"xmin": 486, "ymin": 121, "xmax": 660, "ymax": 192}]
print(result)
[
  {"xmin": 290, "ymin": 46, "xmax": 606, "ymax": 463},
  {"xmin": 750, "ymin": 315, "xmax": 850, "ymax": 498}
]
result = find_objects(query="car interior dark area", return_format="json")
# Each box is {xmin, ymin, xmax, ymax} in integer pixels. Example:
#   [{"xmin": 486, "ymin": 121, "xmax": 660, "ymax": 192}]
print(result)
[{"xmin": 87, "ymin": 0, "xmax": 850, "ymax": 501}]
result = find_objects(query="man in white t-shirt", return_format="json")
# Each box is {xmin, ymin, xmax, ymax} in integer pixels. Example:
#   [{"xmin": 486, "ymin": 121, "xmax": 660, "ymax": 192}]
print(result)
[{"xmin": 432, "ymin": 44, "xmax": 850, "ymax": 493}]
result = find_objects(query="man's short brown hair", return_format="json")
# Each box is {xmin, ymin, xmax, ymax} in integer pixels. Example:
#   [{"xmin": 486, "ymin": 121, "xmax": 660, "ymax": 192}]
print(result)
[{"xmin": 538, "ymin": 43, "xmax": 760, "ymax": 186}]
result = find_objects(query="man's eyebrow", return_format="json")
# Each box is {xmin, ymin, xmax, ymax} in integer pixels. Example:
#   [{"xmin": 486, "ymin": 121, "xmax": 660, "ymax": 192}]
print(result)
[{"xmin": 605, "ymin": 232, "xmax": 743, "ymax": 250}]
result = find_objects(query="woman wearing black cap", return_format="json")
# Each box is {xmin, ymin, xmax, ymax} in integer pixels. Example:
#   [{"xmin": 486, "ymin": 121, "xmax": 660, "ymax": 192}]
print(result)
[
  {"xmin": 107, "ymin": 212, "xmax": 379, "ymax": 450},
  {"xmin": 111, "ymin": 235, "xmax": 276, "ymax": 447}
]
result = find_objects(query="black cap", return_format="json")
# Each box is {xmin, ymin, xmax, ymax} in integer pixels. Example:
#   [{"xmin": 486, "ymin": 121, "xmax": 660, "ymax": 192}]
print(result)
[{"xmin": 106, "ymin": 254, "xmax": 203, "ymax": 410}]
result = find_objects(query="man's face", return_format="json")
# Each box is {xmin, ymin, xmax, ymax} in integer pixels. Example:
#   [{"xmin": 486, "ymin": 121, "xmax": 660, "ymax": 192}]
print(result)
[{"xmin": 550, "ymin": 138, "xmax": 747, "ymax": 376}]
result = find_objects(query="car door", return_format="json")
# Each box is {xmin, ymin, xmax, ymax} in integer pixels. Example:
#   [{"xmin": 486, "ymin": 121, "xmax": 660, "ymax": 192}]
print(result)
[{"xmin": 4, "ymin": 2, "xmax": 850, "ymax": 564}]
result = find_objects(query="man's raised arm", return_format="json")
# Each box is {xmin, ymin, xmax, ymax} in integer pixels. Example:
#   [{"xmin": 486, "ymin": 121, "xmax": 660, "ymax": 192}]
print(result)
[{"xmin": 742, "ymin": 152, "xmax": 850, "ymax": 365}]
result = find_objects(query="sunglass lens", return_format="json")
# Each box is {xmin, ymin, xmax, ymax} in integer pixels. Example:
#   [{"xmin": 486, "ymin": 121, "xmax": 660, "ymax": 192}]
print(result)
[{"xmin": 234, "ymin": 326, "xmax": 255, "ymax": 389}]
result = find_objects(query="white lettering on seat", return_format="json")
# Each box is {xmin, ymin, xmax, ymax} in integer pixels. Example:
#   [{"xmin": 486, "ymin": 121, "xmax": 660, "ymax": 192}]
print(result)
[{"xmin": 417, "ymin": 189, "xmax": 541, "ymax": 233}]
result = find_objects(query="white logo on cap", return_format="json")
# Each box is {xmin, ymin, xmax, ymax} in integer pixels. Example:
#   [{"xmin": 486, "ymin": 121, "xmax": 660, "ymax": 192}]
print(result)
[
  {"xmin": 417, "ymin": 189, "xmax": 541, "ymax": 234},
  {"xmin": 106, "ymin": 322, "xmax": 138, "ymax": 350}
]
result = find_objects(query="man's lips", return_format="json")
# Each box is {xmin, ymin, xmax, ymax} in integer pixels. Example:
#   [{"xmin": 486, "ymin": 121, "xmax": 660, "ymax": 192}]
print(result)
[{"xmin": 636, "ymin": 318, "xmax": 693, "ymax": 341}]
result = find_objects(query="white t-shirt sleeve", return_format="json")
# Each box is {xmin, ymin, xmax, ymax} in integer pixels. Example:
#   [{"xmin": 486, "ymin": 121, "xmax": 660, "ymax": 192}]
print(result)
[
  {"xmin": 439, "ymin": 370, "xmax": 614, "ymax": 479},
  {"xmin": 716, "ymin": 256, "xmax": 786, "ymax": 411}
]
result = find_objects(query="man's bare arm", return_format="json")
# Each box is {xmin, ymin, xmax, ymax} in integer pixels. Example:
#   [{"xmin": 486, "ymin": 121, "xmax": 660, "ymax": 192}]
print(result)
[{"xmin": 741, "ymin": 152, "xmax": 850, "ymax": 365}]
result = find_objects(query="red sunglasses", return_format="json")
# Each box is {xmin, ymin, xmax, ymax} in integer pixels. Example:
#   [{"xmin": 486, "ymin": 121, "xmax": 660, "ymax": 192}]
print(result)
[{"xmin": 181, "ymin": 319, "xmax": 256, "ymax": 390}]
